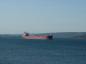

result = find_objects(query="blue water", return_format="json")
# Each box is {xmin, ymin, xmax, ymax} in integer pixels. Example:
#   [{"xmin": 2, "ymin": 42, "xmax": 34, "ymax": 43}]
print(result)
[{"xmin": 0, "ymin": 38, "xmax": 86, "ymax": 64}]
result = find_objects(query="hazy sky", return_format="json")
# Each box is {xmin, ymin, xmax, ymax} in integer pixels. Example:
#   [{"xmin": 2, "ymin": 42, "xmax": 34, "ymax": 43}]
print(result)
[{"xmin": 0, "ymin": 0, "xmax": 86, "ymax": 34}]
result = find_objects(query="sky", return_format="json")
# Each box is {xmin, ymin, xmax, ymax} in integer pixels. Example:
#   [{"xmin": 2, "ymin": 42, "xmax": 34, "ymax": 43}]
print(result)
[{"xmin": 0, "ymin": 0, "xmax": 86, "ymax": 34}]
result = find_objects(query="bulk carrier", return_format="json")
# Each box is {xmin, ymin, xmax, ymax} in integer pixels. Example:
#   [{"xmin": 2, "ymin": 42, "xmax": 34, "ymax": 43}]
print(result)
[{"xmin": 22, "ymin": 32, "xmax": 53, "ymax": 40}]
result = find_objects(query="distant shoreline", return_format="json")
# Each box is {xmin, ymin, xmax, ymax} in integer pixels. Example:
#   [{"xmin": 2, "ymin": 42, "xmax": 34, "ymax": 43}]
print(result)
[{"xmin": 0, "ymin": 32, "xmax": 86, "ymax": 39}]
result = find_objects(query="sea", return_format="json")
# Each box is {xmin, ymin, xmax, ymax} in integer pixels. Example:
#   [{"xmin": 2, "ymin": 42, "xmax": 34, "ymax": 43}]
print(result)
[{"xmin": 0, "ymin": 38, "xmax": 86, "ymax": 64}]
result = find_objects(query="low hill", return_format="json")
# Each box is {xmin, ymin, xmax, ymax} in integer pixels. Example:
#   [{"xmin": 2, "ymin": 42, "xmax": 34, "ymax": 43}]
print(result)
[{"xmin": 0, "ymin": 32, "xmax": 86, "ymax": 39}]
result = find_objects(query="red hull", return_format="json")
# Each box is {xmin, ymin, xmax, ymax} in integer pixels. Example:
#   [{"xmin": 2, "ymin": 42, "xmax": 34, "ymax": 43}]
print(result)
[{"xmin": 22, "ymin": 35, "xmax": 48, "ymax": 39}]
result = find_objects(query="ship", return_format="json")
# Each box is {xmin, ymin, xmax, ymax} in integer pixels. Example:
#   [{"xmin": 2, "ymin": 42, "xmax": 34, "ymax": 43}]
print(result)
[{"xmin": 22, "ymin": 32, "xmax": 53, "ymax": 40}]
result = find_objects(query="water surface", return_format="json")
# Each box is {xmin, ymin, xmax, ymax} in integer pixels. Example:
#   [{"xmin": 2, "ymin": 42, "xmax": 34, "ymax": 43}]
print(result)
[{"xmin": 0, "ymin": 38, "xmax": 86, "ymax": 64}]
